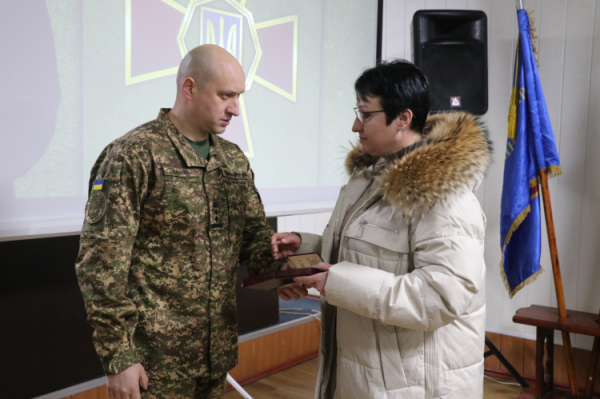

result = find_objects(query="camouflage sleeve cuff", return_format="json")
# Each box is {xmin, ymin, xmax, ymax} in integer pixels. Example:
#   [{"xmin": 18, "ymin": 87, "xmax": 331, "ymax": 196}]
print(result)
[
  {"xmin": 104, "ymin": 348, "xmax": 139, "ymax": 375},
  {"xmin": 275, "ymin": 258, "xmax": 288, "ymax": 270}
]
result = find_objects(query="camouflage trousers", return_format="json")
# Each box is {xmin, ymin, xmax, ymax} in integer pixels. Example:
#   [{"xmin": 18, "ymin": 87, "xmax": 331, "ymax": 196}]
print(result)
[{"xmin": 142, "ymin": 374, "xmax": 227, "ymax": 399}]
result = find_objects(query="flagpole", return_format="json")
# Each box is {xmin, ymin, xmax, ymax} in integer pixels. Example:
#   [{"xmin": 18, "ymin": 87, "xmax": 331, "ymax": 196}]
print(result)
[
  {"xmin": 539, "ymin": 169, "xmax": 579, "ymax": 397},
  {"xmin": 539, "ymin": 170, "xmax": 567, "ymax": 318},
  {"xmin": 516, "ymin": 0, "xmax": 524, "ymax": 10},
  {"xmin": 505, "ymin": 5, "xmax": 579, "ymax": 396}
]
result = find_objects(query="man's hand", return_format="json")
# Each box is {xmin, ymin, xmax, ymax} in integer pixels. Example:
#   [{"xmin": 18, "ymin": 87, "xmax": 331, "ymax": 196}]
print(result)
[
  {"xmin": 276, "ymin": 262, "xmax": 308, "ymax": 300},
  {"xmin": 107, "ymin": 363, "xmax": 148, "ymax": 399},
  {"xmin": 294, "ymin": 262, "xmax": 332, "ymax": 296},
  {"xmin": 271, "ymin": 232, "xmax": 302, "ymax": 259}
]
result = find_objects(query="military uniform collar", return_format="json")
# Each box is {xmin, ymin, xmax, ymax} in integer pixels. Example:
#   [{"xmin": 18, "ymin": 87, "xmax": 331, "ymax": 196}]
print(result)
[
  {"xmin": 206, "ymin": 134, "xmax": 227, "ymax": 172},
  {"xmin": 158, "ymin": 108, "xmax": 226, "ymax": 171}
]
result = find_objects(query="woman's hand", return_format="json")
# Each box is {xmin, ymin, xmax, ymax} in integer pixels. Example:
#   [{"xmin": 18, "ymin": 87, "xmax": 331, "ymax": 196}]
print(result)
[
  {"xmin": 294, "ymin": 262, "xmax": 332, "ymax": 296},
  {"xmin": 277, "ymin": 282, "xmax": 309, "ymax": 300},
  {"xmin": 271, "ymin": 232, "xmax": 302, "ymax": 259}
]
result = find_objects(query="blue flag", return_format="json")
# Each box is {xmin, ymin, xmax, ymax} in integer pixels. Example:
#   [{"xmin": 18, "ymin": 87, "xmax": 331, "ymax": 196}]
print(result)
[{"xmin": 500, "ymin": 9, "xmax": 562, "ymax": 298}]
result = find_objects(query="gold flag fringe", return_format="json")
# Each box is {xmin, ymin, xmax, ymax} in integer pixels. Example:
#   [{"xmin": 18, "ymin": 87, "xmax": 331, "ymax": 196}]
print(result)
[
  {"xmin": 546, "ymin": 165, "xmax": 562, "ymax": 178},
  {"xmin": 500, "ymin": 175, "xmax": 552, "ymax": 297},
  {"xmin": 527, "ymin": 9, "xmax": 539, "ymax": 68},
  {"xmin": 531, "ymin": 166, "xmax": 562, "ymax": 189},
  {"xmin": 502, "ymin": 204, "xmax": 531, "ymax": 254},
  {"xmin": 500, "ymin": 262, "xmax": 544, "ymax": 299},
  {"xmin": 530, "ymin": 176, "xmax": 540, "ymax": 189},
  {"xmin": 500, "ymin": 197, "xmax": 537, "ymax": 297}
]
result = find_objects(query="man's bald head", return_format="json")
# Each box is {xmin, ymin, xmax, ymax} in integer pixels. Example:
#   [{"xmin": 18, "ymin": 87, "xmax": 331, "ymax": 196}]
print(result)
[
  {"xmin": 176, "ymin": 44, "xmax": 243, "ymax": 93},
  {"xmin": 170, "ymin": 44, "xmax": 246, "ymax": 140}
]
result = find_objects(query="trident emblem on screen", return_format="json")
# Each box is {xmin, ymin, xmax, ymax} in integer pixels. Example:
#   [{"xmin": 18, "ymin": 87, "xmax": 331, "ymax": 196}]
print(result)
[
  {"xmin": 201, "ymin": 8, "xmax": 242, "ymax": 61},
  {"xmin": 125, "ymin": 0, "xmax": 299, "ymax": 158}
]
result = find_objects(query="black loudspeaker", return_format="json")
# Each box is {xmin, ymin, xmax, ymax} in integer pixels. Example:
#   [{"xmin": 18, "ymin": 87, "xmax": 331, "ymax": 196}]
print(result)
[{"xmin": 413, "ymin": 10, "xmax": 488, "ymax": 115}]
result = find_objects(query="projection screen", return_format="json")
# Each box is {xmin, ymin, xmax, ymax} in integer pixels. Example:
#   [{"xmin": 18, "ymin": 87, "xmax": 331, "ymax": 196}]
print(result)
[{"xmin": 0, "ymin": 0, "xmax": 380, "ymax": 240}]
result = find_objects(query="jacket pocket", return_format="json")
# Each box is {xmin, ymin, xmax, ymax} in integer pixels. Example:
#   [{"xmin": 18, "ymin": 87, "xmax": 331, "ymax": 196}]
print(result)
[
  {"xmin": 160, "ymin": 167, "xmax": 203, "ymax": 214},
  {"xmin": 222, "ymin": 169, "xmax": 248, "ymax": 216},
  {"xmin": 376, "ymin": 323, "xmax": 409, "ymax": 391},
  {"xmin": 343, "ymin": 218, "xmax": 411, "ymax": 274}
]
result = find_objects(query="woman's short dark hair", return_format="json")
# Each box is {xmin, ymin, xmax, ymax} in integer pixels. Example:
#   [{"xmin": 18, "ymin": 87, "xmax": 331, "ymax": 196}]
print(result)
[{"xmin": 355, "ymin": 60, "xmax": 430, "ymax": 133}]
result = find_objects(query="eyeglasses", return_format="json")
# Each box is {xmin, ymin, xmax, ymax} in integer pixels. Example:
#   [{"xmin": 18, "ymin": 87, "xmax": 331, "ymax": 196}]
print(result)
[{"xmin": 354, "ymin": 107, "xmax": 385, "ymax": 123}]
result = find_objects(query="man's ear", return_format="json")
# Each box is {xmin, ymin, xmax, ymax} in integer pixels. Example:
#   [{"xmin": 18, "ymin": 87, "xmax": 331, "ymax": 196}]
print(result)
[
  {"xmin": 181, "ymin": 77, "xmax": 196, "ymax": 101},
  {"xmin": 397, "ymin": 109, "xmax": 414, "ymax": 129}
]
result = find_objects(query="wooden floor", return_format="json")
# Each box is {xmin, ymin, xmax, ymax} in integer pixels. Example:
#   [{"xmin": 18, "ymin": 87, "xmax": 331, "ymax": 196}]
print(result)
[{"xmin": 225, "ymin": 358, "xmax": 523, "ymax": 399}]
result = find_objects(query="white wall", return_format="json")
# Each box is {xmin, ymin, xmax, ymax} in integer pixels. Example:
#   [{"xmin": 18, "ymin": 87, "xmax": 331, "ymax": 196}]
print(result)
[{"xmin": 278, "ymin": 0, "xmax": 600, "ymax": 349}]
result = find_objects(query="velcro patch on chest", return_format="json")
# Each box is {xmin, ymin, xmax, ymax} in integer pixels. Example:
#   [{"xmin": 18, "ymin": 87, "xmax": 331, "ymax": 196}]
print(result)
[
  {"xmin": 163, "ymin": 167, "xmax": 201, "ymax": 177},
  {"xmin": 222, "ymin": 169, "xmax": 248, "ymax": 180}
]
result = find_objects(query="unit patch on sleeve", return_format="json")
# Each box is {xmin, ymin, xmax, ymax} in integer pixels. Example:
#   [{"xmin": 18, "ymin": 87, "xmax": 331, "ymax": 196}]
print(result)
[
  {"xmin": 82, "ymin": 178, "xmax": 111, "ymax": 232},
  {"xmin": 85, "ymin": 190, "xmax": 107, "ymax": 224}
]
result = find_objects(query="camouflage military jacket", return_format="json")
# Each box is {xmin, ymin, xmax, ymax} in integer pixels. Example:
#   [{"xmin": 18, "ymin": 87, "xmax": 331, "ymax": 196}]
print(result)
[{"xmin": 76, "ymin": 109, "xmax": 277, "ymax": 380}]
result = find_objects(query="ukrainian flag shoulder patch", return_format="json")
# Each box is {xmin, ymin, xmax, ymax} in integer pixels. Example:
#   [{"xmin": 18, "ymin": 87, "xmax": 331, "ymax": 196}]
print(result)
[{"xmin": 92, "ymin": 179, "xmax": 104, "ymax": 191}]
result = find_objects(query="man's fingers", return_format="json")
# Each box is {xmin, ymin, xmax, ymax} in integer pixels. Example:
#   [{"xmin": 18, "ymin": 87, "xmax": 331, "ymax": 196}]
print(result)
[
  {"xmin": 108, "ymin": 387, "xmax": 122, "ymax": 399},
  {"xmin": 292, "ymin": 286, "xmax": 308, "ymax": 296},
  {"xmin": 271, "ymin": 233, "xmax": 286, "ymax": 245},
  {"xmin": 277, "ymin": 285, "xmax": 292, "ymax": 300},
  {"xmin": 140, "ymin": 370, "xmax": 149, "ymax": 390},
  {"xmin": 279, "ymin": 287, "xmax": 299, "ymax": 300},
  {"xmin": 294, "ymin": 276, "xmax": 321, "ymax": 289},
  {"xmin": 284, "ymin": 291, "xmax": 299, "ymax": 300},
  {"xmin": 278, "ymin": 291, "xmax": 291, "ymax": 300}
]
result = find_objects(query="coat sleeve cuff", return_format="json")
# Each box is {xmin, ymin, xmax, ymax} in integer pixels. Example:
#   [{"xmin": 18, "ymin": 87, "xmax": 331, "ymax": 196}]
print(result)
[{"xmin": 104, "ymin": 348, "xmax": 139, "ymax": 375}]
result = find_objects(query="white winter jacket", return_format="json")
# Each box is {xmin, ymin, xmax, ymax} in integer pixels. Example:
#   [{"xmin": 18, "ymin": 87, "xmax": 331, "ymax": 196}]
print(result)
[{"xmin": 298, "ymin": 112, "xmax": 492, "ymax": 399}]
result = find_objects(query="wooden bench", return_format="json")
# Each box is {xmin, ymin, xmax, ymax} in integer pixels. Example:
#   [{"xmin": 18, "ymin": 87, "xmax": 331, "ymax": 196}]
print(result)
[{"xmin": 514, "ymin": 305, "xmax": 600, "ymax": 398}]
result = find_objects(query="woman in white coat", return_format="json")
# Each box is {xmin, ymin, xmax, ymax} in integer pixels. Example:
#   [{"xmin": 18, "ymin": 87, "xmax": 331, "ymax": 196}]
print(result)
[{"xmin": 273, "ymin": 60, "xmax": 491, "ymax": 399}]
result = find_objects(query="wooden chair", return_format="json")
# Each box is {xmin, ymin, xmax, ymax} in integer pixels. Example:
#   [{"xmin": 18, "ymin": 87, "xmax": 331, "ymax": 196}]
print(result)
[{"xmin": 513, "ymin": 305, "xmax": 600, "ymax": 398}]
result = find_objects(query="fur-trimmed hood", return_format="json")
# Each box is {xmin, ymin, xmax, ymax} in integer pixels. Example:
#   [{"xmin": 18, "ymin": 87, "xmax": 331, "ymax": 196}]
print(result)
[{"xmin": 345, "ymin": 112, "xmax": 492, "ymax": 217}]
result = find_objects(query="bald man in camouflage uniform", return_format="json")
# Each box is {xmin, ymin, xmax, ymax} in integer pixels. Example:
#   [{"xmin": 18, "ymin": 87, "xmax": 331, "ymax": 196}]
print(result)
[{"xmin": 76, "ymin": 45, "xmax": 281, "ymax": 399}]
